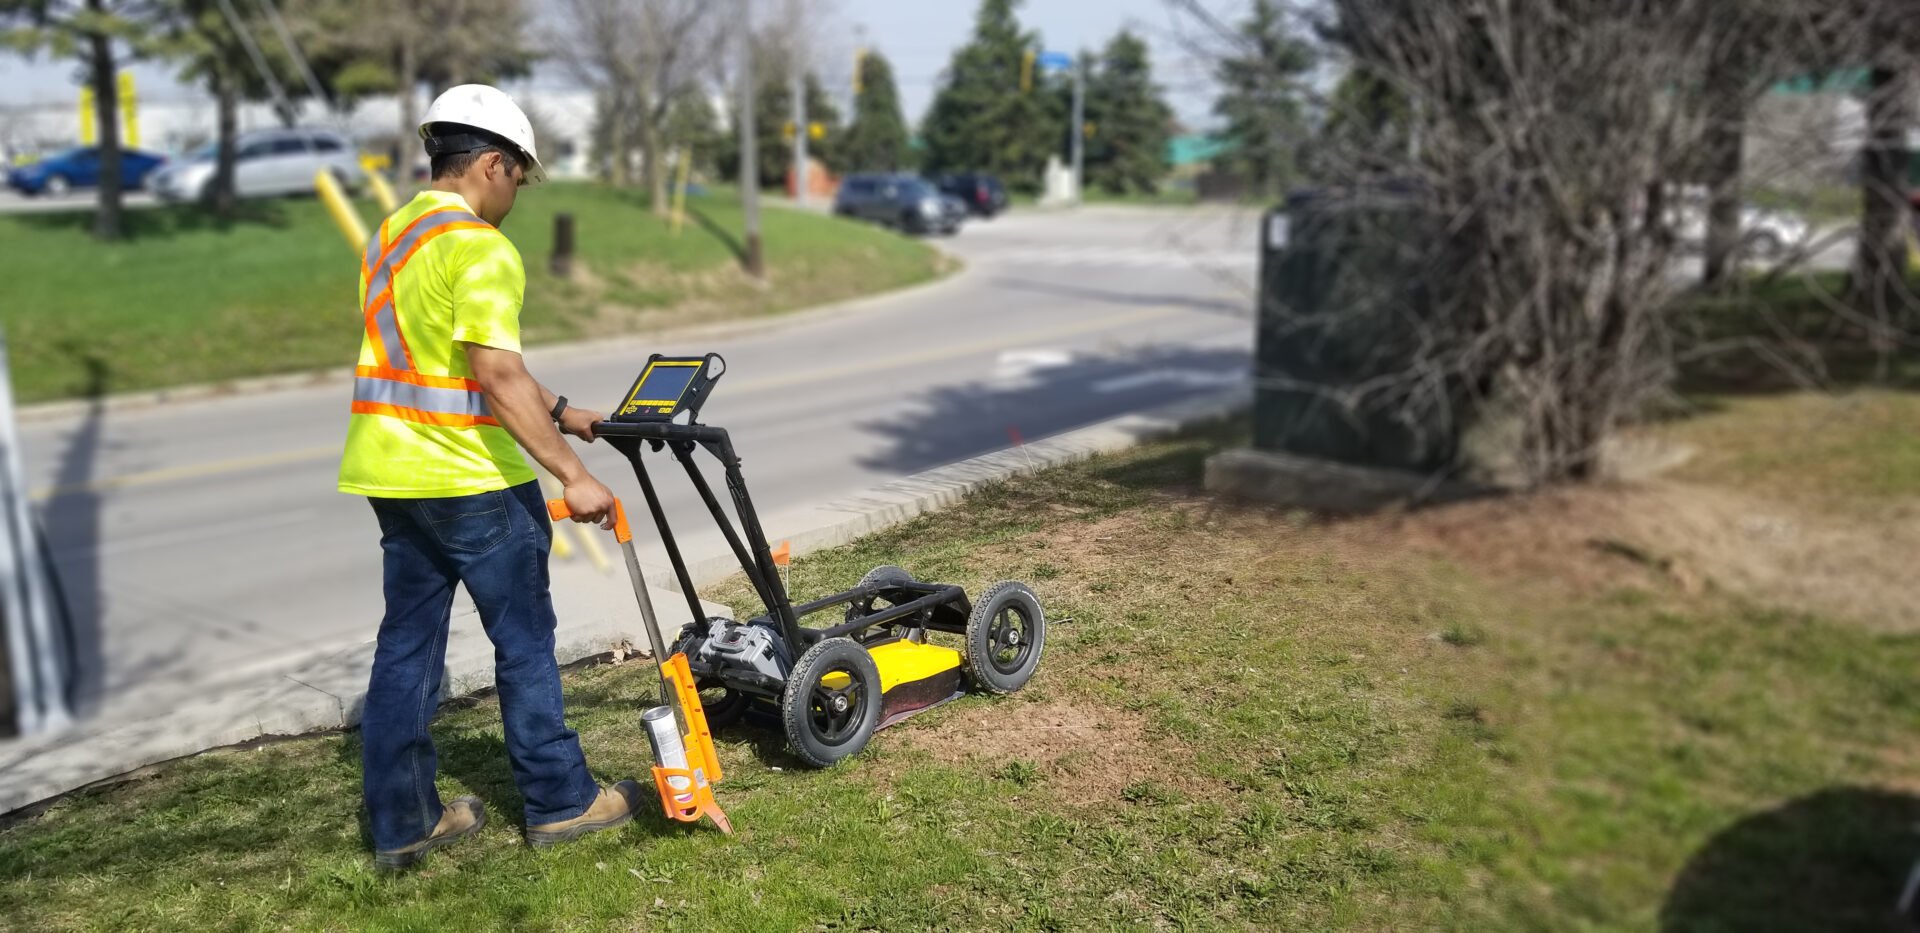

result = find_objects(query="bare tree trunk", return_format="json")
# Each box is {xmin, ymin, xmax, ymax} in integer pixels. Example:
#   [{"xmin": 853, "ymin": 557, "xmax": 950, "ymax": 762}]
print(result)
[
  {"xmin": 1701, "ymin": 56, "xmax": 1746, "ymax": 289},
  {"xmin": 611, "ymin": 93, "xmax": 633, "ymax": 187},
  {"xmin": 1848, "ymin": 63, "xmax": 1916, "ymax": 372},
  {"xmin": 396, "ymin": 30, "xmax": 420, "ymax": 193},
  {"xmin": 86, "ymin": 3, "xmax": 122, "ymax": 242},
  {"xmin": 643, "ymin": 91, "xmax": 668, "ymax": 214},
  {"xmin": 212, "ymin": 68, "xmax": 239, "ymax": 217}
]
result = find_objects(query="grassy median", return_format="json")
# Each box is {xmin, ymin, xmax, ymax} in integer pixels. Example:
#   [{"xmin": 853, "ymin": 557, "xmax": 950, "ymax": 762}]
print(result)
[
  {"xmin": 2, "ymin": 387, "xmax": 1917, "ymax": 930},
  {"xmin": 0, "ymin": 184, "xmax": 947, "ymax": 403}
]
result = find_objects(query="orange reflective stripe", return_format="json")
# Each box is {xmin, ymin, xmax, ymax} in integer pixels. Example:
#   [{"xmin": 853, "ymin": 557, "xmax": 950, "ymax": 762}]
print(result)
[
  {"xmin": 362, "ymin": 290, "xmax": 394, "ymax": 370},
  {"xmin": 355, "ymin": 365, "xmax": 482, "ymax": 392},
  {"xmin": 359, "ymin": 208, "xmax": 492, "ymax": 374},
  {"xmin": 350, "ymin": 400, "xmax": 499, "ymax": 428}
]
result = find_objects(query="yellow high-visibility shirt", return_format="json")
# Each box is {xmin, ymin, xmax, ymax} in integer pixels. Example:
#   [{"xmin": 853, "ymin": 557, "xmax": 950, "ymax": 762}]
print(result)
[{"xmin": 337, "ymin": 190, "xmax": 536, "ymax": 498}]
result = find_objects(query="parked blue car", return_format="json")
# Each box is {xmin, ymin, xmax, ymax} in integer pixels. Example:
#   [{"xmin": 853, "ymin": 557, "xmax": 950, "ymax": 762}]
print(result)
[{"xmin": 5, "ymin": 146, "xmax": 168, "ymax": 196}]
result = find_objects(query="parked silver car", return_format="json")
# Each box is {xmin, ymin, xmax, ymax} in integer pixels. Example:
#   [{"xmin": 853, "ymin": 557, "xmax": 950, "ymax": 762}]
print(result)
[{"xmin": 151, "ymin": 129, "xmax": 366, "ymax": 202}]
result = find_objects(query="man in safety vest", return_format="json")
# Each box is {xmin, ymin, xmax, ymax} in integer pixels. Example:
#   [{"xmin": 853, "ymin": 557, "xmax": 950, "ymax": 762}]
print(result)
[{"xmin": 338, "ymin": 84, "xmax": 642, "ymax": 869}]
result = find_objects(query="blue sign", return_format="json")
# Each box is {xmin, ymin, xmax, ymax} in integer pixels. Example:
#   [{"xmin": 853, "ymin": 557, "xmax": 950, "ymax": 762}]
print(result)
[{"xmin": 1037, "ymin": 51, "xmax": 1073, "ymax": 71}]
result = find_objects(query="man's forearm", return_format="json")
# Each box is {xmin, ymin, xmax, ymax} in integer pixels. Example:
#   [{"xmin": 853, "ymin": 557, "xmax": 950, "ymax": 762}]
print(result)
[{"xmin": 486, "ymin": 370, "xmax": 588, "ymax": 484}]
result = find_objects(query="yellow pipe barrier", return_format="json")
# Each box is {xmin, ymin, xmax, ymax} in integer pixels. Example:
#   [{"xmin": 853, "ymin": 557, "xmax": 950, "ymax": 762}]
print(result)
[
  {"xmin": 315, "ymin": 168, "xmax": 368, "ymax": 252},
  {"xmin": 366, "ymin": 169, "xmax": 398, "ymax": 216},
  {"xmin": 670, "ymin": 151, "xmax": 692, "ymax": 237}
]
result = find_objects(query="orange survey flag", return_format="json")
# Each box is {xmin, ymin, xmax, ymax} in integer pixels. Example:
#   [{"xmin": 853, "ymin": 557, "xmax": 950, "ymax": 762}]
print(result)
[{"xmin": 770, "ymin": 541, "xmax": 791, "ymax": 567}]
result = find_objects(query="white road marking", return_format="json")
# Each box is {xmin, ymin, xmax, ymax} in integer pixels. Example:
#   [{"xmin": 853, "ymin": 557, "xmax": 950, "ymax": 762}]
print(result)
[
  {"xmin": 993, "ymin": 349, "xmax": 1075, "ymax": 380},
  {"xmin": 1092, "ymin": 370, "xmax": 1249, "ymax": 394}
]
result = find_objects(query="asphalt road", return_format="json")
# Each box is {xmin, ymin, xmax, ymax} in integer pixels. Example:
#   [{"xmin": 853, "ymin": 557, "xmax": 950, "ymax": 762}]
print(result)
[{"xmin": 16, "ymin": 205, "xmax": 1266, "ymax": 721}]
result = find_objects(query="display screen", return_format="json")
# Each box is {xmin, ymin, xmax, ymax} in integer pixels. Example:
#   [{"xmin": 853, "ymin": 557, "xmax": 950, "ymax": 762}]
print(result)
[{"xmin": 621, "ymin": 359, "xmax": 702, "ymax": 417}]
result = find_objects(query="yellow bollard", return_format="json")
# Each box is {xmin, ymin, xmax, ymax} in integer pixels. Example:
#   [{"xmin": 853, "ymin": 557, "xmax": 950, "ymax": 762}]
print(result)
[
  {"xmin": 365, "ymin": 170, "xmax": 398, "ymax": 216},
  {"xmin": 315, "ymin": 168, "xmax": 368, "ymax": 251},
  {"xmin": 670, "ymin": 151, "xmax": 692, "ymax": 237}
]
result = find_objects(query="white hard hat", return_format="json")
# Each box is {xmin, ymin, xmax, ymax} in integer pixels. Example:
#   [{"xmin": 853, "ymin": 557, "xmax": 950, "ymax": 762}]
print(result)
[{"xmin": 419, "ymin": 84, "xmax": 547, "ymax": 186}]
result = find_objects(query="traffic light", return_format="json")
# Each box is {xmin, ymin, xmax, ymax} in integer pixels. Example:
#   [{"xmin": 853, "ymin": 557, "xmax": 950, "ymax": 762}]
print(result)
[
  {"xmin": 854, "ymin": 48, "xmax": 866, "ymax": 96},
  {"xmin": 1022, "ymin": 49, "xmax": 1036, "ymax": 93}
]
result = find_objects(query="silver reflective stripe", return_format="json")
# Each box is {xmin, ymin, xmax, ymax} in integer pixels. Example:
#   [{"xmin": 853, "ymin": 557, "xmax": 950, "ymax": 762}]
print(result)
[
  {"xmin": 362, "ymin": 210, "xmax": 488, "ymax": 372},
  {"xmin": 362, "ymin": 223, "xmax": 382, "ymax": 274},
  {"xmin": 353, "ymin": 377, "xmax": 493, "ymax": 419}
]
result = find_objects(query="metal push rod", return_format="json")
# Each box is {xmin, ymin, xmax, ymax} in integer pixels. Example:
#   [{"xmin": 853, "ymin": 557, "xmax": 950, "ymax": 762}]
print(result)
[
  {"xmin": 670, "ymin": 442, "xmax": 783, "ymax": 620},
  {"xmin": 619, "ymin": 442, "xmax": 706, "ymax": 627},
  {"xmin": 708, "ymin": 440, "xmax": 806, "ymax": 648}
]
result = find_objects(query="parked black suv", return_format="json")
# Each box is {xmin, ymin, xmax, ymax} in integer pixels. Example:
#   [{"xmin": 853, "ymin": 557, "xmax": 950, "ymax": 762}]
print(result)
[
  {"xmin": 935, "ymin": 173, "xmax": 1009, "ymax": 218},
  {"xmin": 833, "ymin": 173, "xmax": 963, "ymax": 235}
]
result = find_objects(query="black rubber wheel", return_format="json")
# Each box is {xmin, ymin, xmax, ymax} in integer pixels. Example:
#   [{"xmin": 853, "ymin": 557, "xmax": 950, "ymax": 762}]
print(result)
[
  {"xmin": 854, "ymin": 565, "xmax": 920, "ymax": 641},
  {"xmin": 859, "ymin": 564, "xmax": 915, "ymax": 597},
  {"xmin": 781, "ymin": 637, "xmax": 882, "ymax": 767},
  {"xmin": 696, "ymin": 680, "xmax": 751, "ymax": 729},
  {"xmin": 963, "ymin": 581, "xmax": 1045, "ymax": 694},
  {"xmin": 43, "ymin": 174, "xmax": 70, "ymax": 197}
]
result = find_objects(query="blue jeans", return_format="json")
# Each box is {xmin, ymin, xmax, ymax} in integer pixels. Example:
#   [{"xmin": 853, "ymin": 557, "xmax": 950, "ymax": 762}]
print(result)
[{"xmin": 362, "ymin": 481, "xmax": 599, "ymax": 851}]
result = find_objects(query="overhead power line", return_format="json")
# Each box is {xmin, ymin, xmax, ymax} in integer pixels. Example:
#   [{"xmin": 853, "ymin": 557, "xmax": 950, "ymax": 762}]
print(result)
[{"xmin": 255, "ymin": 0, "xmax": 334, "ymax": 113}]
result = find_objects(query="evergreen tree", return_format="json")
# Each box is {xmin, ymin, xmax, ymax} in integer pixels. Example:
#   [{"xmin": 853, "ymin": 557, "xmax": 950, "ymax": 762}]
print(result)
[
  {"xmin": 918, "ymin": 0, "xmax": 1053, "ymax": 192},
  {"xmin": 1211, "ymin": 0, "xmax": 1315, "ymax": 197},
  {"xmin": 1083, "ymin": 29, "xmax": 1172, "ymax": 195},
  {"xmin": 840, "ymin": 49, "xmax": 911, "ymax": 172},
  {"xmin": 719, "ymin": 71, "xmax": 841, "ymax": 188}
]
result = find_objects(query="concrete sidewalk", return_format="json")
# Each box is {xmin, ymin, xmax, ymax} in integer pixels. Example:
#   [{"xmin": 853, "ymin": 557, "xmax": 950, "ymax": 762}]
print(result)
[{"xmin": 0, "ymin": 385, "xmax": 1249, "ymax": 815}]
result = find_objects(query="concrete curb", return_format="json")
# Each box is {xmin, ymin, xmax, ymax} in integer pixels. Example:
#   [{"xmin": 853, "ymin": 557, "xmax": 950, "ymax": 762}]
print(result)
[
  {"xmin": 13, "ymin": 255, "xmax": 971, "ymax": 424},
  {"xmin": 0, "ymin": 383, "xmax": 1249, "ymax": 816},
  {"xmin": 0, "ymin": 575, "xmax": 728, "ymax": 816}
]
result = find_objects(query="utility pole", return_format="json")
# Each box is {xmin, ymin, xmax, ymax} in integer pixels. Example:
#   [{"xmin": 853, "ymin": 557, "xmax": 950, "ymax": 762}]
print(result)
[
  {"xmin": 739, "ymin": 0, "xmax": 764, "ymax": 277},
  {"xmin": 1070, "ymin": 59, "xmax": 1085, "ymax": 205},
  {"xmin": 790, "ymin": 0, "xmax": 809, "ymax": 209}
]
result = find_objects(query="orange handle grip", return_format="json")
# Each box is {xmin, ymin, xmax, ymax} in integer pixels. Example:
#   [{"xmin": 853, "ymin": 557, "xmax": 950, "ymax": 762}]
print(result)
[{"xmin": 546, "ymin": 497, "xmax": 631, "ymax": 544}]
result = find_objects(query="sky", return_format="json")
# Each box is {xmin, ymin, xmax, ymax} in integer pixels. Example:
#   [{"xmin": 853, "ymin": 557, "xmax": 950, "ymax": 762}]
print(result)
[{"xmin": 0, "ymin": 0, "xmax": 1236, "ymax": 128}]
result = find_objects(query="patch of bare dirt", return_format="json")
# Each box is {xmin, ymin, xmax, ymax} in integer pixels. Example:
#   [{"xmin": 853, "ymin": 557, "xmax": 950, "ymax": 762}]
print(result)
[
  {"xmin": 1021, "ymin": 474, "xmax": 1920, "ymax": 633},
  {"xmin": 889, "ymin": 698, "xmax": 1173, "ymax": 804},
  {"xmin": 1342, "ymin": 481, "xmax": 1920, "ymax": 631}
]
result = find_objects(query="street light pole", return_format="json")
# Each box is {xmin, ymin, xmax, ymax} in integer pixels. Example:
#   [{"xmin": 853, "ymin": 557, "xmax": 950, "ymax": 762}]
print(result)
[
  {"xmin": 739, "ymin": 0, "xmax": 764, "ymax": 277},
  {"xmin": 1070, "ymin": 59, "xmax": 1084, "ymax": 205}
]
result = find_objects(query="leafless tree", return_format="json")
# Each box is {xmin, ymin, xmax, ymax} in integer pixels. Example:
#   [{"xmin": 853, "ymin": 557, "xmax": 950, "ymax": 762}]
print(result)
[
  {"xmin": 1843, "ymin": 4, "xmax": 1920, "ymax": 374},
  {"xmin": 1171, "ymin": 0, "xmax": 1876, "ymax": 487},
  {"xmin": 552, "ymin": 0, "xmax": 717, "ymax": 213}
]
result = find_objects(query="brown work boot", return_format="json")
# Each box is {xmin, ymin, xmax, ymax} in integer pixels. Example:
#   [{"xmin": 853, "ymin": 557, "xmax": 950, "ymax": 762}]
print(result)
[
  {"xmin": 374, "ymin": 796, "xmax": 487, "ymax": 870},
  {"xmin": 525, "ymin": 780, "xmax": 645, "ymax": 848}
]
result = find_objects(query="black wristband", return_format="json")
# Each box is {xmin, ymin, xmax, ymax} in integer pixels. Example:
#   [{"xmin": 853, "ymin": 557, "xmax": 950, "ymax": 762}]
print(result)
[{"xmin": 550, "ymin": 396, "xmax": 568, "ymax": 422}]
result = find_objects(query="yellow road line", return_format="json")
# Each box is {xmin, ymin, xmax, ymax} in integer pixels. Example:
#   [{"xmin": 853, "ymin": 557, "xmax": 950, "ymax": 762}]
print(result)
[
  {"xmin": 32, "ymin": 444, "xmax": 342, "ymax": 501},
  {"xmin": 726, "ymin": 306, "xmax": 1180, "ymax": 396},
  {"xmin": 32, "ymin": 306, "xmax": 1187, "ymax": 500}
]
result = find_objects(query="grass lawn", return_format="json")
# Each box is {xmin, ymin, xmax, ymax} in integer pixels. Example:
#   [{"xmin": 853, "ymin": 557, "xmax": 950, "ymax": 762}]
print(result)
[
  {"xmin": 1670, "ymin": 269, "xmax": 1920, "ymax": 392},
  {"xmin": 3, "ymin": 392, "xmax": 1918, "ymax": 930},
  {"xmin": 0, "ymin": 183, "xmax": 946, "ymax": 403}
]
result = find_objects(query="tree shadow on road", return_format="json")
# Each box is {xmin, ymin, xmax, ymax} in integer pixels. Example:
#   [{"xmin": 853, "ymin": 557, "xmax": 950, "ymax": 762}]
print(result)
[
  {"xmin": 987, "ymin": 275, "xmax": 1254, "ymax": 321},
  {"xmin": 36, "ymin": 351, "xmax": 109, "ymax": 718},
  {"xmin": 854, "ymin": 344, "xmax": 1250, "ymax": 476}
]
